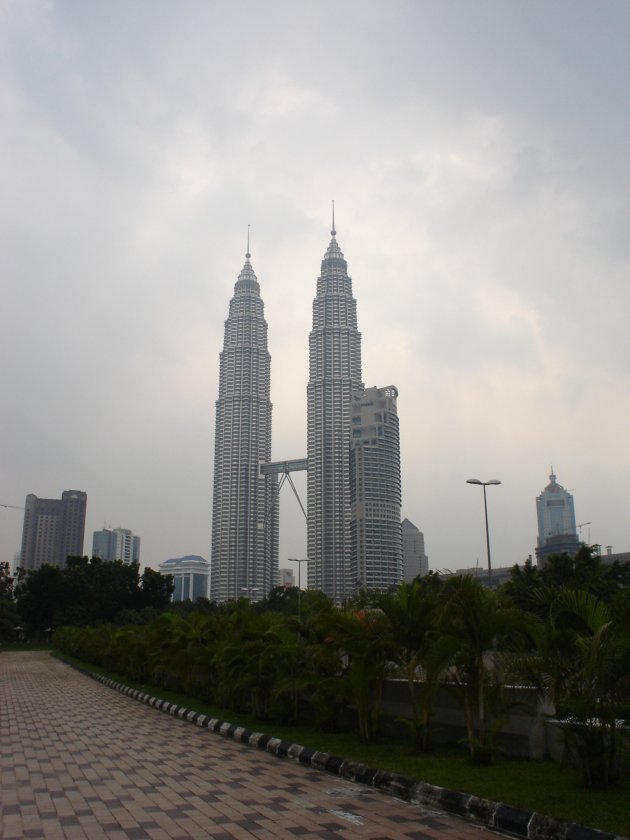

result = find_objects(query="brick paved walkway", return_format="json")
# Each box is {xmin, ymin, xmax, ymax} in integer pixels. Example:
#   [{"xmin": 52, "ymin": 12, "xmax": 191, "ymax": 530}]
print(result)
[{"xmin": 1, "ymin": 652, "xmax": 506, "ymax": 839}]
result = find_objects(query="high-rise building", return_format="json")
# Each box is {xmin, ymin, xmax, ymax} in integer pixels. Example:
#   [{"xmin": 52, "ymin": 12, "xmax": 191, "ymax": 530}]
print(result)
[
  {"xmin": 210, "ymin": 241, "xmax": 278, "ymax": 602},
  {"xmin": 92, "ymin": 528, "xmax": 140, "ymax": 564},
  {"xmin": 535, "ymin": 468, "xmax": 579, "ymax": 564},
  {"xmin": 350, "ymin": 386, "xmax": 402, "ymax": 591},
  {"xmin": 20, "ymin": 490, "xmax": 87, "ymax": 570},
  {"xmin": 159, "ymin": 555, "xmax": 210, "ymax": 602},
  {"xmin": 307, "ymin": 218, "xmax": 363, "ymax": 601},
  {"xmin": 402, "ymin": 518, "xmax": 429, "ymax": 582}
]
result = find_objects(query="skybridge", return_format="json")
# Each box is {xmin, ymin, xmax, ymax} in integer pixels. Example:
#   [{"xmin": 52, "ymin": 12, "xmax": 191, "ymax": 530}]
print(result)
[
  {"xmin": 261, "ymin": 458, "xmax": 308, "ymax": 521},
  {"xmin": 260, "ymin": 458, "xmax": 307, "ymax": 475}
]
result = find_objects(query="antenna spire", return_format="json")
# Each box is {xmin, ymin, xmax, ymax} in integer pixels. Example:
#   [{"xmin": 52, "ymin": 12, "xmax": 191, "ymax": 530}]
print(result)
[
  {"xmin": 246, "ymin": 224, "xmax": 251, "ymax": 259},
  {"xmin": 331, "ymin": 200, "xmax": 336, "ymax": 236}
]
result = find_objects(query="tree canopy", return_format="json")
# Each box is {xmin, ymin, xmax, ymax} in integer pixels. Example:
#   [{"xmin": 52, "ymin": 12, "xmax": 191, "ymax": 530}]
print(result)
[
  {"xmin": 0, "ymin": 560, "xmax": 20, "ymax": 640},
  {"xmin": 14, "ymin": 557, "xmax": 173, "ymax": 635},
  {"xmin": 499, "ymin": 546, "xmax": 630, "ymax": 616}
]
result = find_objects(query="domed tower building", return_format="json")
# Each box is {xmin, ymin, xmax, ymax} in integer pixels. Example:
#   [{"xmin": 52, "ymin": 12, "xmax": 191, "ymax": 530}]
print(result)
[{"xmin": 535, "ymin": 467, "xmax": 579, "ymax": 566}]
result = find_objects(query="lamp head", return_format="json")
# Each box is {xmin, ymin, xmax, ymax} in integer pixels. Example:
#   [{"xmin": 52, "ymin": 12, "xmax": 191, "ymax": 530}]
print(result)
[{"xmin": 466, "ymin": 479, "xmax": 482, "ymax": 485}]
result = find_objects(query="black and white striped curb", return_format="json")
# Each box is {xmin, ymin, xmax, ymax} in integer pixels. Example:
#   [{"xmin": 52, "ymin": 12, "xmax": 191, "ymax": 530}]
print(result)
[{"xmin": 67, "ymin": 662, "xmax": 625, "ymax": 840}]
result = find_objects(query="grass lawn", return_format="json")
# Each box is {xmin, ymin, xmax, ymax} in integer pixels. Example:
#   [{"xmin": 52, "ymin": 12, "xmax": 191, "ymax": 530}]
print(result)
[{"xmin": 52, "ymin": 652, "xmax": 630, "ymax": 837}]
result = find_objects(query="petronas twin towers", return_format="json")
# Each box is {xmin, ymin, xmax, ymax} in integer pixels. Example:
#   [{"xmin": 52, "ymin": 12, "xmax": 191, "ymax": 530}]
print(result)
[
  {"xmin": 210, "ymin": 217, "xmax": 402, "ymax": 603},
  {"xmin": 210, "ymin": 243, "xmax": 278, "ymax": 603}
]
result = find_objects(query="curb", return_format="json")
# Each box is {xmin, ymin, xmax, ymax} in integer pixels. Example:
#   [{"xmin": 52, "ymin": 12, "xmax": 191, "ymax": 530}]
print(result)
[{"xmin": 68, "ymin": 662, "xmax": 625, "ymax": 840}]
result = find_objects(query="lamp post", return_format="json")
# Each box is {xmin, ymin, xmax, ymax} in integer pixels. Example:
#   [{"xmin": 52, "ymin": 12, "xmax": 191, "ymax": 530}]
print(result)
[
  {"xmin": 288, "ymin": 557, "xmax": 308, "ymax": 621},
  {"xmin": 466, "ymin": 479, "xmax": 502, "ymax": 583}
]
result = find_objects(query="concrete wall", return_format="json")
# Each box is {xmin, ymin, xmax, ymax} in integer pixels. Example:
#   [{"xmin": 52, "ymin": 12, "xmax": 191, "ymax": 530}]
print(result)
[{"xmin": 381, "ymin": 679, "xmax": 555, "ymax": 760}]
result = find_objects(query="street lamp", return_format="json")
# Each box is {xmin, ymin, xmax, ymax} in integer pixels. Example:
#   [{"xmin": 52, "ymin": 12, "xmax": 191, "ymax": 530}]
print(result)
[
  {"xmin": 466, "ymin": 479, "xmax": 502, "ymax": 583},
  {"xmin": 288, "ymin": 557, "xmax": 308, "ymax": 621}
]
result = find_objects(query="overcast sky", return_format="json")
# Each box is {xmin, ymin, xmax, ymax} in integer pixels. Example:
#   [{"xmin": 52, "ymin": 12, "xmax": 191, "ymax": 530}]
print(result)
[{"xmin": 2, "ymin": 0, "xmax": 629, "ymax": 578}]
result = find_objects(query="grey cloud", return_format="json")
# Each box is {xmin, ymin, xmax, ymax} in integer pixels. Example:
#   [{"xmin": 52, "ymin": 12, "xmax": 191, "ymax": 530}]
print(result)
[{"xmin": 2, "ymin": 0, "xmax": 629, "ymax": 573}]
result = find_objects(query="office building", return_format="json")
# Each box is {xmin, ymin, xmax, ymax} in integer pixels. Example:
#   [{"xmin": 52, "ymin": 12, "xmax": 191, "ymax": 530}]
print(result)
[
  {"xmin": 20, "ymin": 490, "xmax": 87, "ymax": 570},
  {"xmin": 535, "ymin": 468, "xmax": 579, "ymax": 564},
  {"xmin": 306, "ymin": 217, "xmax": 363, "ymax": 601},
  {"xmin": 402, "ymin": 518, "xmax": 429, "ymax": 582},
  {"xmin": 92, "ymin": 528, "xmax": 140, "ymax": 564},
  {"xmin": 350, "ymin": 386, "xmax": 403, "ymax": 591},
  {"xmin": 210, "ymin": 241, "xmax": 278, "ymax": 602},
  {"xmin": 159, "ymin": 555, "xmax": 209, "ymax": 602}
]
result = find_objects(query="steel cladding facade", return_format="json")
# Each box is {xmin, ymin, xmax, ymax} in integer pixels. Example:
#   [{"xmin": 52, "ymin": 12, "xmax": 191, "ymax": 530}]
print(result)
[
  {"xmin": 210, "ymin": 253, "xmax": 278, "ymax": 602},
  {"xmin": 306, "ymin": 229, "xmax": 363, "ymax": 601}
]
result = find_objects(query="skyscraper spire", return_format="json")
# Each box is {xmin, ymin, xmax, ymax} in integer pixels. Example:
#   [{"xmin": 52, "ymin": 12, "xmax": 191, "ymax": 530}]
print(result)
[
  {"xmin": 246, "ymin": 224, "xmax": 251, "ymax": 260},
  {"xmin": 324, "ymin": 201, "xmax": 344, "ymax": 261}
]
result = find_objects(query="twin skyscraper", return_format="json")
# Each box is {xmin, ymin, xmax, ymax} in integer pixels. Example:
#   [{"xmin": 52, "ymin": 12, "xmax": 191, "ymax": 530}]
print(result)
[{"xmin": 210, "ymin": 215, "xmax": 402, "ymax": 603}]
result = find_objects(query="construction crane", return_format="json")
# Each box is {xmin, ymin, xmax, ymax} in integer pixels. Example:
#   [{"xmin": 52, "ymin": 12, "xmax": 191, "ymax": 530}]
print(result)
[
  {"xmin": 577, "ymin": 521, "xmax": 591, "ymax": 542},
  {"xmin": 1, "ymin": 503, "xmax": 25, "ymax": 510}
]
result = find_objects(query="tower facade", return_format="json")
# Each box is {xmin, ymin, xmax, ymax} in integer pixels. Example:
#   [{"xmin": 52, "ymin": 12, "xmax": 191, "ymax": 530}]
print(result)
[
  {"xmin": 210, "ymin": 245, "xmax": 278, "ymax": 602},
  {"xmin": 349, "ymin": 385, "xmax": 402, "ymax": 591},
  {"xmin": 535, "ymin": 468, "xmax": 579, "ymax": 564},
  {"xmin": 307, "ymin": 221, "xmax": 363, "ymax": 601},
  {"xmin": 402, "ymin": 517, "xmax": 429, "ymax": 582},
  {"xmin": 92, "ymin": 527, "xmax": 140, "ymax": 564},
  {"xmin": 20, "ymin": 490, "xmax": 87, "ymax": 570}
]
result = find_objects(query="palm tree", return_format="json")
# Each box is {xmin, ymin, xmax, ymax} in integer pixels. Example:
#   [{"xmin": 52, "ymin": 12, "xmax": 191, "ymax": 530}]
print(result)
[
  {"xmin": 259, "ymin": 618, "xmax": 310, "ymax": 723},
  {"xmin": 325, "ymin": 608, "xmax": 395, "ymax": 743},
  {"xmin": 374, "ymin": 578, "xmax": 446, "ymax": 750},
  {"xmin": 548, "ymin": 589, "xmax": 630, "ymax": 787},
  {"xmin": 437, "ymin": 575, "xmax": 533, "ymax": 762},
  {"xmin": 213, "ymin": 605, "xmax": 280, "ymax": 717}
]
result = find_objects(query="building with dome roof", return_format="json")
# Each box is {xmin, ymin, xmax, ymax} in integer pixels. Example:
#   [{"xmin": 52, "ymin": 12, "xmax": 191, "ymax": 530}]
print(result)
[
  {"xmin": 535, "ymin": 468, "xmax": 579, "ymax": 565},
  {"xmin": 159, "ymin": 555, "xmax": 209, "ymax": 602}
]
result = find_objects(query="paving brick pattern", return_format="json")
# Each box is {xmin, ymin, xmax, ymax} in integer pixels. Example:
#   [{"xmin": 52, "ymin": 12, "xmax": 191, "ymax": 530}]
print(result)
[{"xmin": 2, "ymin": 652, "xmax": 507, "ymax": 839}]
